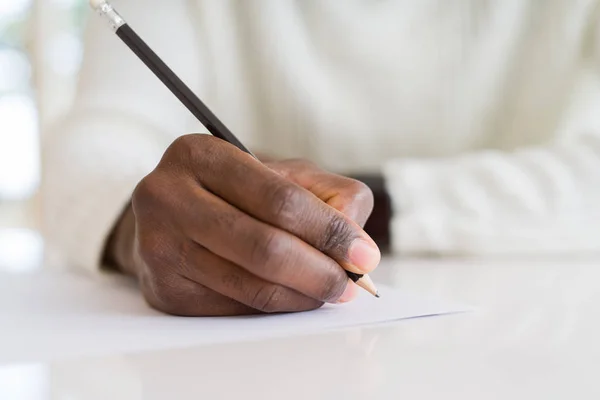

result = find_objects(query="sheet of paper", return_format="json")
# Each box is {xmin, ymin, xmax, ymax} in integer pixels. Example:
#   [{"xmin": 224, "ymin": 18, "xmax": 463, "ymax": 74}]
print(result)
[{"xmin": 0, "ymin": 271, "xmax": 467, "ymax": 365}]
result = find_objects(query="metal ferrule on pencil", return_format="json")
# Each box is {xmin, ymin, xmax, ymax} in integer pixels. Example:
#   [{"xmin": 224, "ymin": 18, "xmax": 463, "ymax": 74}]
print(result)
[{"xmin": 94, "ymin": 1, "xmax": 126, "ymax": 32}]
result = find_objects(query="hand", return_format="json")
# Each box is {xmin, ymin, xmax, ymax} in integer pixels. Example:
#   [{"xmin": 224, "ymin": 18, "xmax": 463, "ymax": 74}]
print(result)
[{"xmin": 106, "ymin": 134, "xmax": 381, "ymax": 316}]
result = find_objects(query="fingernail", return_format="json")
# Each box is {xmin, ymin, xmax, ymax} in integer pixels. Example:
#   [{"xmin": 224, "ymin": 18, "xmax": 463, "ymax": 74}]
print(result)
[
  {"xmin": 337, "ymin": 281, "xmax": 359, "ymax": 304},
  {"xmin": 348, "ymin": 239, "xmax": 381, "ymax": 273}
]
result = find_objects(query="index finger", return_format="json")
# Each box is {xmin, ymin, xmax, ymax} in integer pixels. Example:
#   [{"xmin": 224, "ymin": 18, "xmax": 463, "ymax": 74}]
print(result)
[
  {"xmin": 266, "ymin": 159, "xmax": 375, "ymax": 227},
  {"xmin": 190, "ymin": 136, "xmax": 381, "ymax": 274}
]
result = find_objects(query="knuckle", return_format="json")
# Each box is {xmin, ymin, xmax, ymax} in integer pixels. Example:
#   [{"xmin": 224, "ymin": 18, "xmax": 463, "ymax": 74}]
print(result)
[
  {"xmin": 143, "ymin": 272, "xmax": 183, "ymax": 313},
  {"xmin": 319, "ymin": 270, "xmax": 348, "ymax": 303},
  {"xmin": 167, "ymin": 134, "xmax": 217, "ymax": 167},
  {"xmin": 132, "ymin": 172, "xmax": 182, "ymax": 218},
  {"xmin": 166, "ymin": 134, "xmax": 197, "ymax": 162},
  {"xmin": 250, "ymin": 230, "xmax": 292, "ymax": 273},
  {"xmin": 250, "ymin": 285, "xmax": 285, "ymax": 313},
  {"xmin": 173, "ymin": 239, "xmax": 198, "ymax": 275},
  {"xmin": 268, "ymin": 182, "xmax": 303, "ymax": 226},
  {"xmin": 132, "ymin": 175, "xmax": 162, "ymax": 211},
  {"xmin": 170, "ymin": 133, "xmax": 203, "ymax": 152},
  {"xmin": 317, "ymin": 214, "xmax": 355, "ymax": 255},
  {"xmin": 132, "ymin": 173, "xmax": 183, "ymax": 224},
  {"xmin": 137, "ymin": 233, "xmax": 173, "ymax": 270},
  {"xmin": 148, "ymin": 280, "xmax": 173, "ymax": 307}
]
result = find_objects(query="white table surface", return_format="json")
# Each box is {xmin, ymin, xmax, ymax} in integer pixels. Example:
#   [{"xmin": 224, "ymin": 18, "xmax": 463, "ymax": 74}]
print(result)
[{"xmin": 2, "ymin": 255, "xmax": 600, "ymax": 400}]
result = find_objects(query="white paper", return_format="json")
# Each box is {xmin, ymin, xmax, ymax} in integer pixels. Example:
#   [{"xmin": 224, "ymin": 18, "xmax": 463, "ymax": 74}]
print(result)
[{"xmin": 0, "ymin": 271, "xmax": 466, "ymax": 365}]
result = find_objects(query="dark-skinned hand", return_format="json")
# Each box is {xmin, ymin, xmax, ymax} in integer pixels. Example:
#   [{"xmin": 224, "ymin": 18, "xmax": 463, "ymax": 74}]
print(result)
[{"xmin": 106, "ymin": 134, "xmax": 381, "ymax": 316}]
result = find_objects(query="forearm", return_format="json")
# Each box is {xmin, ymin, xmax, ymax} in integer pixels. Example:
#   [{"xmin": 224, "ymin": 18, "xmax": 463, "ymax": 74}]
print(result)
[
  {"xmin": 382, "ymin": 135, "xmax": 600, "ymax": 255},
  {"xmin": 43, "ymin": 113, "xmax": 167, "ymax": 271}
]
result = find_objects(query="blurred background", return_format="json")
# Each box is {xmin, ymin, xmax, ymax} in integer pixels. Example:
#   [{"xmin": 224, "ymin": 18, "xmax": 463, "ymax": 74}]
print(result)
[{"xmin": 0, "ymin": 0, "xmax": 87, "ymax": 273}]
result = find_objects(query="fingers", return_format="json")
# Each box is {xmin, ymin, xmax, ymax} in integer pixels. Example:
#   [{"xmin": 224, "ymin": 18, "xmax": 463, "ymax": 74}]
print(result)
[
  {"xmin": 174, "ymin": 181, "xmax": 349, "ymax": 304},
  {"xmin": 179, "ymin": 135, "xmax": 379, "ymax": 275},
  {"xmin": 140, "ymin": 271, "xmax": 258, "ymax": 316},
  {"xmin": 180, "ymin": 242, "xmax": 325, "ymax": 313},
  {"xmin": 132, "ymin": 135, "xmax": 373, "ymax": 316},
  {"xmin": 267, "ymin": 159, "xmax": 374, "ymax": 227}
]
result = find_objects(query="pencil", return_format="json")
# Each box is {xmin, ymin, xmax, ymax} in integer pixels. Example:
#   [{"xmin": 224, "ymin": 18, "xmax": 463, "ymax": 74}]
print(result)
[{"xmin": 89, "ymin": 0, "xmax": 380, "ymax": 299}]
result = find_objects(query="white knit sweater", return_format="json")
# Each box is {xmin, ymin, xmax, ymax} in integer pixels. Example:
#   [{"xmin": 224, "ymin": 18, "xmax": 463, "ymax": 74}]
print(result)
[{"xmin": 43, "ymin": 0, "xmax": 600, "ymax": 271}]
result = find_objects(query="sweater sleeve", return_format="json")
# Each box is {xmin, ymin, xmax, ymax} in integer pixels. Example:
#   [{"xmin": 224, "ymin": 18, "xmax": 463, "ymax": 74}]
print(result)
[
  {"xmin": 42, "ymin": 0, "xmax": 204, "ymax": 271},
  {"xmin": 383, "ymin": 66, "xmax": 600, "ymax": 256}
]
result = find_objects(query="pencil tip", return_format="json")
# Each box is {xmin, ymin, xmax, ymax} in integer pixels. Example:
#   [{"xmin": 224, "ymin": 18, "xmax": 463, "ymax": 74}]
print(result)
[
  {"xmin": 375, "ymin": 292, "xmax": 380, "ymax": 298},
  {"xmin": 355, "ymin": 274, "xmax": 379, "ymax": 298}
]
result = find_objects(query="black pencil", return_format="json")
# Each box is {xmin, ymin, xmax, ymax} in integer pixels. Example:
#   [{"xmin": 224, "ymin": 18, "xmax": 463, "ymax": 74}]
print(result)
[{"xmin": 89, "ymin": 0, "xmax": 379, "ymax": 298}]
